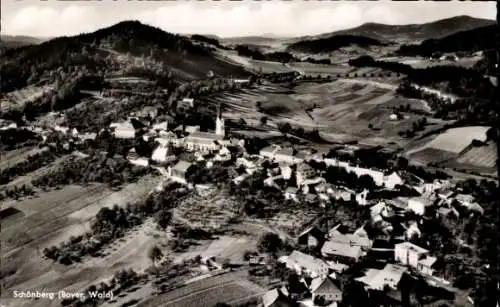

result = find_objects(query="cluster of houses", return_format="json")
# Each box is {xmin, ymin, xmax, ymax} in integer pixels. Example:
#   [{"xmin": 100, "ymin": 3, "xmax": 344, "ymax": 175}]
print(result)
[{"xmin": 260, "ymin": 175, "xmax": 486, "ymax": 307}]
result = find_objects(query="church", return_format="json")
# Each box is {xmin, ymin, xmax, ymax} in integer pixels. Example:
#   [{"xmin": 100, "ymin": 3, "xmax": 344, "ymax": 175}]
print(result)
[{"xmin": 180, "ymin": 105, "xmax": 226, "ymax": 153}]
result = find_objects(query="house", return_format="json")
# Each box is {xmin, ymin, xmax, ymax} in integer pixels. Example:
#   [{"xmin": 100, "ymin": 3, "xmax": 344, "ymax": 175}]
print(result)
[
  {"xmin": 315, "ymin": 183, "xmax": 334, "ymax": 195},
  {"xmin": 279, "ymin": 163, "xmax": 293, "ymax": 180},
  {"xmin": 310, "ymin": 276, "xmax": 342, "ymax": 305},
  {"xmin": 296, "ymin": 163, "xmax": 316, "ymax": 186},
  {"xmin": 353, "ymin": 225, "xmax": 369, "ymax": 238},
  {"xmin": 260, "ymin": 145, "xmax": 280, "ymax": 160},
  {"xmin": 389, "ymin": 114, "xmax": 399, "ymax": 121},
  {"xmin": 110, "ymin": 122, "xmax": 136, "ymax": 139},
  {"xmin": 151, "ymin": 145, "xmax": 176, "ymax": 164},
  {"xmin": 356, "ymin": 264, "xmax": 407, "ymax": 291},
  {"xmin": 332, "ymin": 189, "xmax": 353, "ymax": 202},
  {"xmin": 356, "ymin": 189, "xmax": 369, "ymax": 206},
  {"xmin": 274, "ymin": 147, "xmax": 303, "ymax": 165},
  {"xmin": 328, "ymin": 233, "xmax": 373, "ymax": 250},
  {"xmin": 417, "ymin": 256, "xmax": 437, "ymax": 276},
  {"xmin": 168, "ymin": 160, "xmax": 194, "ymax": 184},
  {"xmin": 279, "ymin": 251, "xmax": 329, "ymax": 278},
  {"xmin": 152, "ymin": 121, "xmax": 168, "ymax": 132},
  {"xmin": 394, "ymin": 242, "xmax": 436, "ymax": 275},
  {"xmin": 233, "ymin": 173, "xmax": 250, "ymax": 185},
  {"xmin": 383, "ymin": 172, "xmax": 404, "ymax": 189},
  {"xmin": 180, "ymin": 97, "xmax": 195, "ymax": 109},
  {"xmin": 213, "ymin": 146, "xmax": 231, "ymax": 161},
  {"xmin": 262, "ymin": 288, "xmax": 294, "ymax": 307},
  {"xmin": 297, "ymin": 226, "xmax": 325, "ymax": 248},
  {"xmin": 236, "ymin": 157, "xmax": 256, "ymax": 169},
  {"xmin": 407, "ymin": 197, "xmax": 431, "ymax": 216},
  {"xmin": 321, "ymin": 241, "xmax": 363, "ymax": 263},
  {"xmin": 437, "ymin": 206, "xmax": 460, "ymax": 218},
  {"xmin": 284, "ymin": 187, "xmax": 299, "ymax": 202},
  {"xmin": 404, "ymin": 222, "xmax": 421, "ymax": 240},
  {"xmin": 301, "ymin": 177, "xmax": 326, "ymax": 194}
]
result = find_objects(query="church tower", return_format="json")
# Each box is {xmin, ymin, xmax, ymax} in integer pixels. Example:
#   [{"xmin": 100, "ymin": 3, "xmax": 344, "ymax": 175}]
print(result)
[{"xmin": 215, "ymin": 104, "xmax": 225, "ymax": 137}]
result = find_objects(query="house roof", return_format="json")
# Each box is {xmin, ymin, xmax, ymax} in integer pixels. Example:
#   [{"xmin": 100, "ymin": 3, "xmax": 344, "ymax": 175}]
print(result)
[
  {"xmin": 286, "ymin": 251, "xmax": 328, "ymax": 273},
  {"xmin": 357, "ymin": 264, "xmax": 407, "ymax": 289},
  {"xmin": 395, "ymin": 242, "xmax": 428, "ymax": 254},
  {"xmin": 285, "ymin": 187, "xmax": 298, "ymax": 194},
  {"xmin": 455, "ymin": 194, "xmax": 475, "ymax": 203},
  {"xmin": 297, "ymin": 163, "xmax": 314, "ymax": 172},
  {"xmin": 305, "ymin": 193, "xmax": 317, "ymax": 201},
  {"xmin": 275, "ymin": 147, "xmax": 295, "ymax": 157},
  {"xmin": 187, "ymin": 131, "xmax": 223, "ymax": 141},
  {"xmin": 310, "ymin": 276, "xmax": 342, "ymax": 295},
  {"xmin": 172, "ymin": 160, "xmax": 193, "ymax": 172},
  {"xmin": 321, "ymin": 241, "xmax": 362, "ymax": 259},
  {"xmin": 329, "ymin": 233, "xmax": 372, "ymax": 248},
  {"xmin": 326, "ymin": 261, "xmax": 349, "ymax": 273},
  {"xmin": 297, "ymin": 226, "xmax": 324, "ymax": 240}
]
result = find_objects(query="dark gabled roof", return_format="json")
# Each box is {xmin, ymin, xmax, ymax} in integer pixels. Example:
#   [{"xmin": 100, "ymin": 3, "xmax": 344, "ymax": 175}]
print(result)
[{"xmin": 311, "ymin": 276, "xmax": 342, "ymax": 295}]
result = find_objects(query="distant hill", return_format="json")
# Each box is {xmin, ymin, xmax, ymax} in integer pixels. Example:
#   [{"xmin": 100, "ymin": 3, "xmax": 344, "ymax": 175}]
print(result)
[
  {"xmin": 397, "ymin": 24, "xmax": 498, "ymax": 56},
  {"xmin": 285, "ymin": 35, "xmax": 385, "ymax": 54},
  {"xmin": 286, "ymin": 15, "xmax": 496, "ymax": 45},
  {"xmin": 0, "ymin": 35, "xmax": 47, "ymax": 50},
  {"xmin": 220, "ymin": 36, "xmax": 285, "ymax": 47},
  {"xmin": 1, "ymin": 20, "xmax": 250, "ymax": 92}
]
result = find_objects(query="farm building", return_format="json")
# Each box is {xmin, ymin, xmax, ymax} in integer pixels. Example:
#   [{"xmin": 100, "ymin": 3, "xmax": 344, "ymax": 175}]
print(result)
[
  {"xmin": 279, "ymin": 250, "xmax": 329, "ymax": 278},
  {"xmin": 394, "ymin": 242, "xmax": 437, "ymax": 275},
  {"xmin": 168, "ymin": 160, "xmax": 194, "ymax": 184},
  {"xmin": 321, "ymin": 241, "xmax": 363, "ymax": 263},
  {"xmin": 310, "ymin": 276, "xmax": 343, "ymax": 305},
  {"xmin": 356, "ymin": 264, "xmax": 407, "ymax": 291}
]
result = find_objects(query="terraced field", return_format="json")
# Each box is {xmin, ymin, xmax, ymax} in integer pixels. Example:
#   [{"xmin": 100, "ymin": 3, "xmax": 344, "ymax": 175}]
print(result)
[{"xmin": 456, "ymin": 143, "xmax": 497, "ymax": 168}]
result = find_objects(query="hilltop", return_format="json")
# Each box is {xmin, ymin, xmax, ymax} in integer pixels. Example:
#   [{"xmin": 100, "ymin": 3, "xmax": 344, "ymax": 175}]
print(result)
[
  {"xmin": 0, "ymin": 35, "xmax": 47, "ymax": 50},
  {"xmin": 397, "ymin": 24, "xmax": 498, "ymax": 56},
  {"xmin": 1, "ymin": 20, "xmax": 250, "ymax": 93},
  {"xmin": 287, "ymin": 15, "xmax": 496, "ymax": 45}
]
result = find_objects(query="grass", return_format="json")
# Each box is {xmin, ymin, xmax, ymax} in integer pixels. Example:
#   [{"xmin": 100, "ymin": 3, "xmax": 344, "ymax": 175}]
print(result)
[{"xmin": 415, "ymin": 126, "xmax": 490, "ymax": 154}]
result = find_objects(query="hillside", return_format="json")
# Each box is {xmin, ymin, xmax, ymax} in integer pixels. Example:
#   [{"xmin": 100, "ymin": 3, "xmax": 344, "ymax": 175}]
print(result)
[
  {"xmin": 286, "ymin": 15, "xmax": 495, "ymax": 45},
  {"xmin": 0, "ymin": 20, "xmax": 250, "ymax": 93},
  {"xmin": 0, "ymin": 35, "xmax": 47, "ymax": 50},
  {"xmin": 397, "ymin": 24, "xmax": 498, "ymax": 56},
  {"xmin": 285, "ymin": 35, "xmax": 385, "ymax": 54}
]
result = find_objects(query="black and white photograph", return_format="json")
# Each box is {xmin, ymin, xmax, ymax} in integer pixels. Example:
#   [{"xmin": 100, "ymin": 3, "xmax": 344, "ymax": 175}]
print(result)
[{"xmin": 0, "ymin": 1, "xmax": 498, "ymax": 307}]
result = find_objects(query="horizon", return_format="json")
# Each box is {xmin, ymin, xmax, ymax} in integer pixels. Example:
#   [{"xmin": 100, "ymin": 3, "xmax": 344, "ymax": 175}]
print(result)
[{"xmin": 1, "ymin": 1, "xmax": 495, "ymax": 38}]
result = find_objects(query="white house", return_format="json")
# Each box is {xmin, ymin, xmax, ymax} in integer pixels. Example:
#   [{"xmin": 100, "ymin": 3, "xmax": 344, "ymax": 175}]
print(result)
[
  {"xmin": 383, "ymin": 172, "xmax": 404, "ymax": 189},
  {"xmin": 279, "ymin": 251, "xmax": 329, "ymax": 278},
  {"xmin": 356, "ymin": 189, "xmax": 369, "ymax": 206},
  {"xmin": 395, "ymin": 242, "xmax": 428, "ymax": 268},
  {"xmin": 356, "ymin": 264, "xmax": 408, "ymax": 291},
  {"xmin": 296, "ymin": 163, "xmax": 316, "ymax": 186},
  {"xmin": 279, "ymin": 163, "xmax": 293, "ymax": 180},
  {"xmin": 284, "ymin": 187, "xmax": 299, "ymax": 202},
  {"xmin": 183, "ymin": 132, "xmax": 223, "ymax": 153},
  {"xmin": 310, "ymin": 276, "xmax": 343, "ymax": 304},
  {"xmin": 110, "ymin": 122, "xmax": 136, "ymax": 139},
  {"xmin": 151, "ymin": 145, "xmax": 176, "ymax": 164},
  {"xmin": 407, "ymin": 197, "xmax": 429, "ymax": 216}
]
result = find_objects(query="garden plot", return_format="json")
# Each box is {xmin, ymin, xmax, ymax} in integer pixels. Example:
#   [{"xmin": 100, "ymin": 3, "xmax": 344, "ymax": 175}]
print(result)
[
  {"xmin": 456, "ymin": 142, "xmax": 497, "ymax": 168},
  {"xmin": 174, "ymin": 186, "xmax": 240, "ymax": 230}
]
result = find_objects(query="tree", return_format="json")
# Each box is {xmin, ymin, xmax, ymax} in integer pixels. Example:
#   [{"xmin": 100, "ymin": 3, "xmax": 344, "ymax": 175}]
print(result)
[
  {"xmin": 156, "ymin": 210, "xmax": 172, "ymax": 231},
  {"xmin": 260, "ymin": 116, "xmax": 268, "ymax": 126},
  {"xmin": 397, "ymin": 156, "xmax": 409, "ymax": 169},
  {"xmin": 258, "ymin": 232, "xmax": 283, "ymax": 254},
  {"xmin": 148, "ymin": 245, "xmax": 163, "ymax": 266}
]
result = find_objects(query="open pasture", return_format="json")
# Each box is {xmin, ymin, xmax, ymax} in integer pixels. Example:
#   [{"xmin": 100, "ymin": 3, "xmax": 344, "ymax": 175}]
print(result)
[
  {"xmin": 409, "ymin": 126, "xmax": 490, "ymax": 155},
  {"xmin": 209, "ymin": 79, "xmax": 438, "ymax": 145}
]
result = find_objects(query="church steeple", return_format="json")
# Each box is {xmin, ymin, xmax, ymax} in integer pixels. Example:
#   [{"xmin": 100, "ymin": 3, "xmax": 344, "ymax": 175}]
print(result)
[{"xmin": 215, "ymin": 103, "xmax": 225, "ymax": 137}]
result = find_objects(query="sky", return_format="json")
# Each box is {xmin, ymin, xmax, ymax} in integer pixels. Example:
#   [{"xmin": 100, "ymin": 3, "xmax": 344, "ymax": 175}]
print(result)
[{"xmin": 1, "ymin": 1, "xmax": 496, "ymax": 38}]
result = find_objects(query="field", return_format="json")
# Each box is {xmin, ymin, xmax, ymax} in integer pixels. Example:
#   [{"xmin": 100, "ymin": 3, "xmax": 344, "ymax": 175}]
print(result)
[
  {"xmin": 0, "ymin": 175, "xmax": 163, "ymax": 307},
  {"xmin": 442, "ymin": 142, "xmax": 498, "ymax": 175},
  {"xmin": 380, "ymin": 56, "xmax": 482, "ymax": 69},
  {"xmin": 205, "ymin": 78, "xmax": 438, "ymax": 148},
  {"xmin": 136, "ymin": 271, "xmax": 265, "ymax": 307},
  {"xmin": 408, "ymin": 126, "xmax": 490, "ymax": 155}
]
